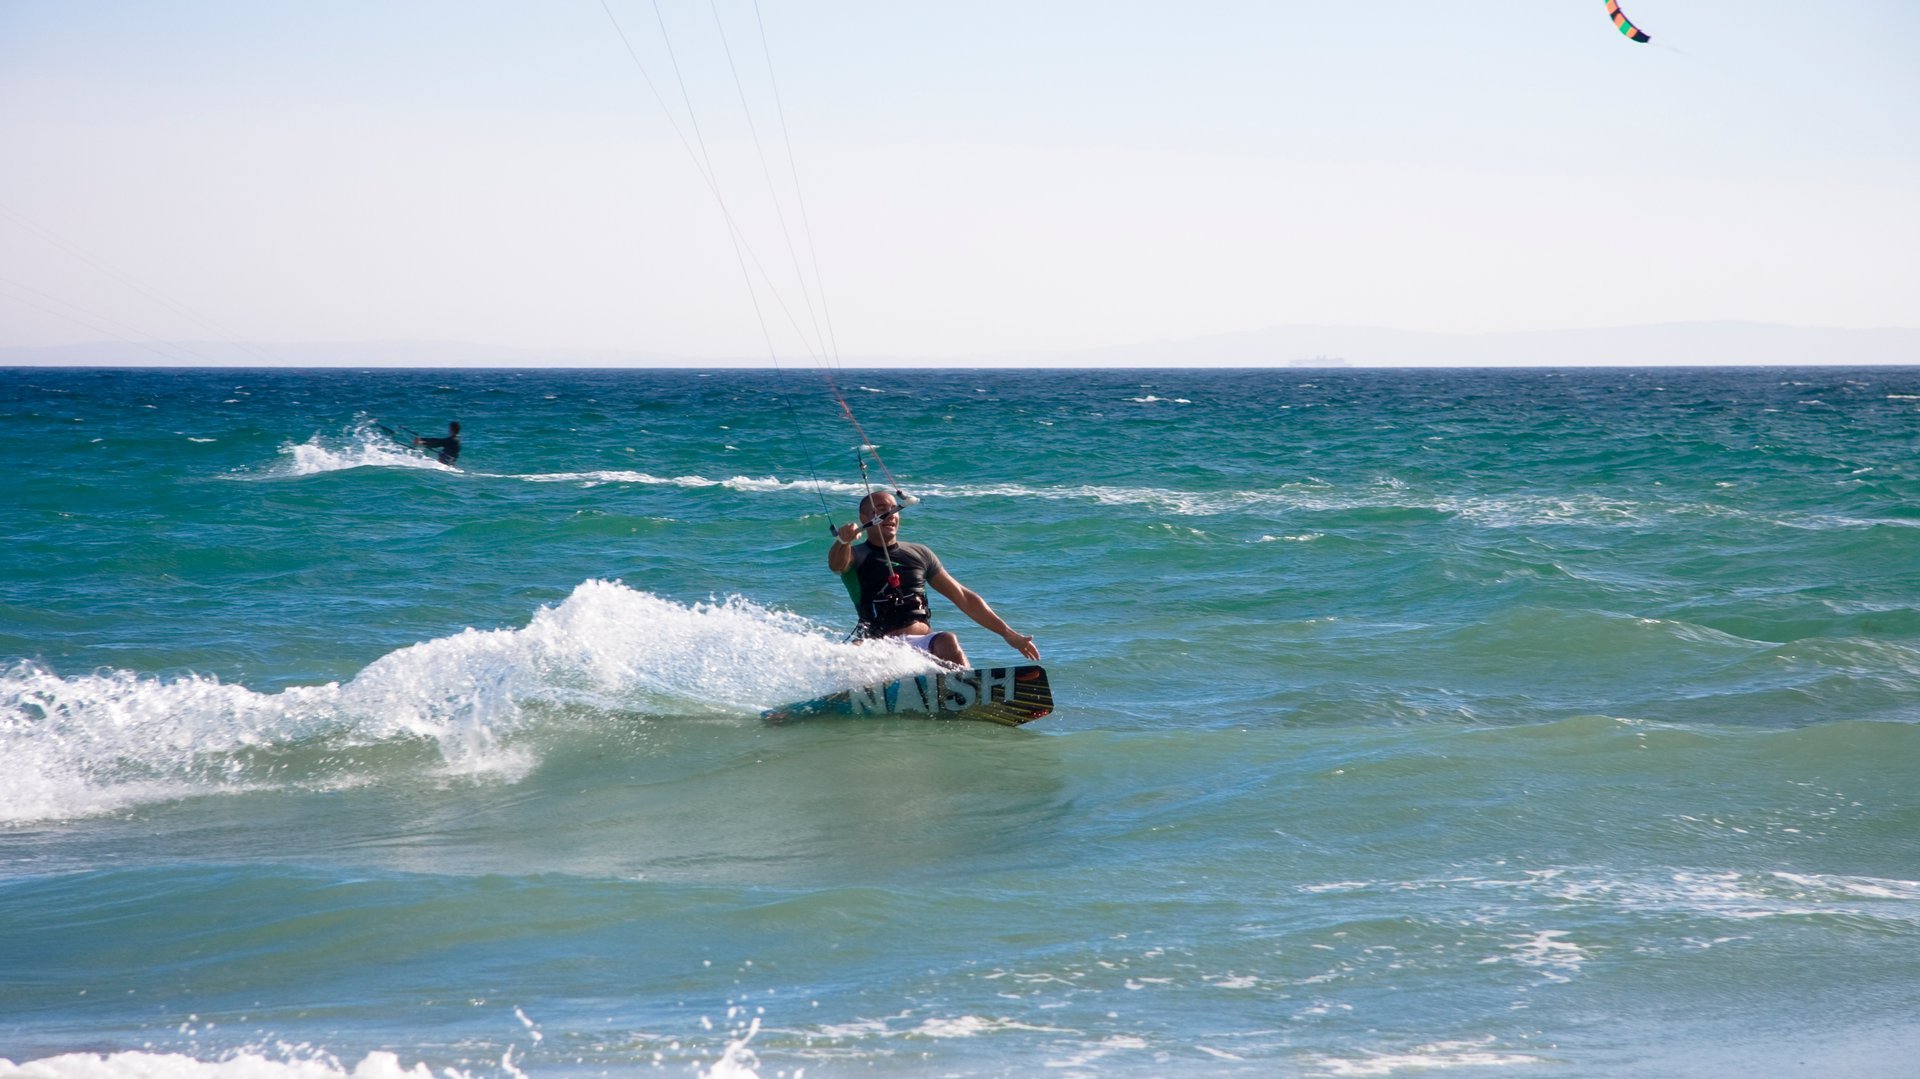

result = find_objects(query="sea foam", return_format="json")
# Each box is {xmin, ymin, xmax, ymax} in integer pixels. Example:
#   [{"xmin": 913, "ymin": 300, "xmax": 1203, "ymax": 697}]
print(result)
[
  {"xmin": 256, "ymin": 419, "xmax": 452, "ymax": 478},
  {"xmin": 0, "ymin": 1051, "xmax": 441, "ymax": 1079},
  {"xmin": 0, "ymin": 580, "xmax": 936, "ymax": 825}
]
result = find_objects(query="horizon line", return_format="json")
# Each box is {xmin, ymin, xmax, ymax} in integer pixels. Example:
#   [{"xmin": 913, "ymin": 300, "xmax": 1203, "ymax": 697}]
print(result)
[
  {"xmin": 7, "ymin": 361, "xmax": 1920, "ymax": 372},
  {"xmin": 4, "ymin": 320, "xmax": 1919, "ymax": 369}
]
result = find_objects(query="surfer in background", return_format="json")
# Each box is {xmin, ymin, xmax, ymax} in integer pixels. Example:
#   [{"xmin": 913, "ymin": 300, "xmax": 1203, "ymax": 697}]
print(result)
[
  {"xmin": 414, "ymin": 421, "xmax": 461, "ymax": 465},
  {"xmin": 828, "ymin": 491, "xmax": 1040, "ymax": 668}
]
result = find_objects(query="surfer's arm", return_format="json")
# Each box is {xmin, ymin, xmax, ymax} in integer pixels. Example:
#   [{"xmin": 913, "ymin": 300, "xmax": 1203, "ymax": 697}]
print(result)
[
  {"xmin": 929, "ymin": 570, "xmax": 1040, "ymax": 661},
  {"xmin": 827, "ymin": 522, "xmax": 861, "ymax": 573}
]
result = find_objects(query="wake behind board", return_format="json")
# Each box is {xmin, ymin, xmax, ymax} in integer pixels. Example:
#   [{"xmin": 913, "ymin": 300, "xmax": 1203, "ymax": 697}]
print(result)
[{"xmin": 762, "ymin": 664, "xmax": 1052, "ymax": 727}]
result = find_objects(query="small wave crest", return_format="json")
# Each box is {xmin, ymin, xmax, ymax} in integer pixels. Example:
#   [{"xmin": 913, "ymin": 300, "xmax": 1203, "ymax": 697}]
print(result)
[
  {"xmin": 1305, "ymin": 866, "xmax": 1920, "ymax": 927},
  {"xmin": 332, "ymin": 463, "xmax": 1769, "ymax": 532},
  {"xmin": 1302, "ymin": 1037, "xmax": 1543, "ymax": 1076},
  {"xmin": 518, "ymin": 470, "xmax": 868, "ymax": 496},
  {"xmin": 0, "ymin": 1051, "xmax": 445, "ymax": 1079},
  {"xmin": 251, "ymin": 418, "xmax": 451, "ymax": 478},
  {"xmin": 0, "ymin": 1030, "xmax": 765, "ymax": 1079},
  {"xmin": 0, "ymin": 581, "xmax": 938, "ymax": 825}
]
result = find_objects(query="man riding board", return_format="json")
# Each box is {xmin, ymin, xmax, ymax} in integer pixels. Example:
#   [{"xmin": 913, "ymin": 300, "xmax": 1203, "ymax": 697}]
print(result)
[
  {"xmin": 828, "ymin": 491, "xmax": 1040, "ymax": 668},
  {"xmin": 414, "ymin": 421, "xmax": 461, "ymax": 465}
]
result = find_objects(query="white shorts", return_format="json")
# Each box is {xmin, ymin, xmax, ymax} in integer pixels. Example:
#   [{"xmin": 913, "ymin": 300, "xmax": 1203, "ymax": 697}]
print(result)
[{"xmin": 895, "ymin": 631, "xmax": 940, "ymax": 653}]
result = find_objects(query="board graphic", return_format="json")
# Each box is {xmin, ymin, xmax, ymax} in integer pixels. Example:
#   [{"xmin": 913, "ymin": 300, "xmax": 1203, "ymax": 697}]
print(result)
[{"xmin": 761, "ymin": 665, "xmax": 1052, "ymax": 727}]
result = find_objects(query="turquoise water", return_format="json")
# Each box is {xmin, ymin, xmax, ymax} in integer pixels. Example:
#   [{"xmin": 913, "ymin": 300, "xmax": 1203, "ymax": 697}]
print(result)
[{"xmin": 2, "ymin": 365, "xmax": 1918, "ymax": 1077}]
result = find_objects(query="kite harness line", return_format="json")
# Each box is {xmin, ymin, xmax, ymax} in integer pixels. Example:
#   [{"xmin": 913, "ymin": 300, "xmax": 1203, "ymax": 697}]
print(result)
[{"xmin": 596, "ymin": 0, "xmax": 918, "ymax": 544}]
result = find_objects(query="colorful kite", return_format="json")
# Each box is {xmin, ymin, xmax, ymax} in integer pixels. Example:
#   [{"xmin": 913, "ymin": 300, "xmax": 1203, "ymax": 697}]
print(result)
[{"xmin": 1605, "ymin": 0, "xmax": 1651, "ymax": 43}]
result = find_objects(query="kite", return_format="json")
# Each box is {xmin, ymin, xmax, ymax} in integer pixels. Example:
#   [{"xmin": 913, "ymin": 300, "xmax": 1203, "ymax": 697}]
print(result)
[{"xmin": 1605, "ymin": 0, "xmax": 1650, "ymax": 43}]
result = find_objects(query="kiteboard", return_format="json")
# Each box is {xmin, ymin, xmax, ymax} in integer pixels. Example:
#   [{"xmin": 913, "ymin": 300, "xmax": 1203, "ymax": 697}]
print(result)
[{"xmin": 761, "ymin": 664, "xmax": 1052, "ymax": 727}]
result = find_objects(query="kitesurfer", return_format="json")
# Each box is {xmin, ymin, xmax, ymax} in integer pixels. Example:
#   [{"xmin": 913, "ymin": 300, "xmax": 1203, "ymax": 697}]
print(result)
[
  {"xmin": 828, "ymin": 491, "xmax": 1040, "ymax": 668},
  {"xmin": 414, "ymin": 421, "xmax": 461, "ymax": 465}
]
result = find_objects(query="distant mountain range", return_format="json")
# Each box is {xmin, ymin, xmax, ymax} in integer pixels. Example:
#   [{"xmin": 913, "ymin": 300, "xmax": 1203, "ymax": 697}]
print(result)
[{"xmin": 3, "ymin": 322, "xmax": 1917, "ymax": 367}]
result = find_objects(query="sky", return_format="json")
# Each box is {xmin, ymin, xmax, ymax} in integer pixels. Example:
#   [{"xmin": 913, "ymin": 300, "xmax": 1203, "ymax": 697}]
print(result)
[{"xmin": 0, "ymin": 0, "xmax": 1915, "ymax": 363}]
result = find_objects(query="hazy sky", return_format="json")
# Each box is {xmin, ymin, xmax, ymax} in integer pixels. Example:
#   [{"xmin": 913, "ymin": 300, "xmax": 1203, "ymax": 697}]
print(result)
[{"xmin": 1, "ymin": 1, "xmax": 1915, "ymax": 361}]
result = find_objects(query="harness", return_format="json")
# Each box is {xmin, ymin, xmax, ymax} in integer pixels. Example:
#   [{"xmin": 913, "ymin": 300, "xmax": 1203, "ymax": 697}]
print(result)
[{"xmin": 843, "ymin": 540, "xmax": 936, "ymax": 637}]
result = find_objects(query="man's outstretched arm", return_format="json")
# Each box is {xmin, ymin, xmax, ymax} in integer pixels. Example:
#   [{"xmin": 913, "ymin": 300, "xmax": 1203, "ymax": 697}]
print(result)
[{"xmin": 929, "ymin": 570, "xmax": 1040, "ymax": 661}]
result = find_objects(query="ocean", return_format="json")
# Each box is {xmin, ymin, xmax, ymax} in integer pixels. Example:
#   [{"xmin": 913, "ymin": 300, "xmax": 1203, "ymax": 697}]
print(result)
[{"xmin": 2, "ymin": 365, "xmax": 1917, "ymax": 1078}]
